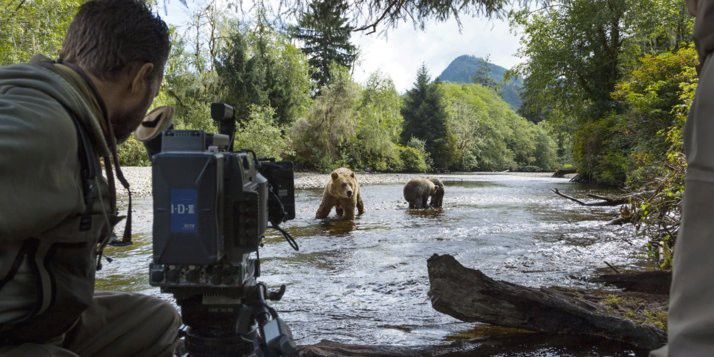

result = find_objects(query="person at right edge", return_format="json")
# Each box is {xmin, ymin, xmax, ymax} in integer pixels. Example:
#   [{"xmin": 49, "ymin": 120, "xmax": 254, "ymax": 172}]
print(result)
[
  {"xmin": 651, "ymin": 1, "xmax": 714, "ymax": 356},
  {"xmin": 0, "ymin": 1, "xmax": 180, "ymax": 356}
]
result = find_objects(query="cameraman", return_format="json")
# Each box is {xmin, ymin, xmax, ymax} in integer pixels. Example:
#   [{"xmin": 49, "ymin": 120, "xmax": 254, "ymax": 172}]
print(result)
[{"xmin": 0, "ymin": 1, "xmax": 180, "ymax": 356}]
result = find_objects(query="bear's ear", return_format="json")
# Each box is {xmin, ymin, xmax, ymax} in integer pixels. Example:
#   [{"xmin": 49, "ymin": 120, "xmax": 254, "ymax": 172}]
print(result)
[
  {"xmin": 331, "ymin": 172, "xmax": 339, "ymax": 180},
  {"xmin": 350, "ymin": 172, "xmax": 355, "ymax": 178}
]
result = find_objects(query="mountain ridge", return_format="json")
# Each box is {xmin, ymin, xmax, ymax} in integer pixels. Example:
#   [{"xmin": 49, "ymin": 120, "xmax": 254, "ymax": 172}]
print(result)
[{"xmin": 437, "ymin": 55, "xmax": 523, "ymax": 109}]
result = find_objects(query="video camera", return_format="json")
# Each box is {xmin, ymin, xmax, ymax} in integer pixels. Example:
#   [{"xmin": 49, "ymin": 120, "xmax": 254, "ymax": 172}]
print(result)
[{"xmin": 138, "ymin": 104, "xmax": 298, "ymax": 356}]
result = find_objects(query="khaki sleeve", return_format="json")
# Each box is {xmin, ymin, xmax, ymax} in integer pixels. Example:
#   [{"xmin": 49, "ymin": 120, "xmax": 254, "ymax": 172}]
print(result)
[{"xmin": 0, "ymin": 86, "xmax": 83, "ymax": 240}]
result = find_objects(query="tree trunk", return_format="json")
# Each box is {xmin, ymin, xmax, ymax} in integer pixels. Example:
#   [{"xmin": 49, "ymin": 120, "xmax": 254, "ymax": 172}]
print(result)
[{"xmin": 426, "ymin": 254, "xmax": 666, "ymax": 350}]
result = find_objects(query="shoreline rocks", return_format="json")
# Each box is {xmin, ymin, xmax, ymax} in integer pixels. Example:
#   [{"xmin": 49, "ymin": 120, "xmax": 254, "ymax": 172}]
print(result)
[{"xmin": 116, "ymin": 166, "xmax": 558, "ymax": 198}]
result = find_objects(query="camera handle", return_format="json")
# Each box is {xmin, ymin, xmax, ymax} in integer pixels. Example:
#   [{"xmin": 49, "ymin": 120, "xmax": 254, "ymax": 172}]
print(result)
[{"xmin": 254, "ymin": 283, "xmax": 298, "ymax": 356}]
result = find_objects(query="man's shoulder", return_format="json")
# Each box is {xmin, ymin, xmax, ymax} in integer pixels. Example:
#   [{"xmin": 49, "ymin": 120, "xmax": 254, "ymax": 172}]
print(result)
[
  {"xmin": 0, "ymin": 78, "xmax": 76, "ymax": 135},
  {"xmin": 0, "ymin": 65, "xmax": 78, "ymax": 160}
]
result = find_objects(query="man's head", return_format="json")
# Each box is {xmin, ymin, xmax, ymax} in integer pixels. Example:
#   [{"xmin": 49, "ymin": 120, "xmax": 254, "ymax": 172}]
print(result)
[{"xmin": 59, "ymin": 0, "xmax": 170, "ymax": 143}]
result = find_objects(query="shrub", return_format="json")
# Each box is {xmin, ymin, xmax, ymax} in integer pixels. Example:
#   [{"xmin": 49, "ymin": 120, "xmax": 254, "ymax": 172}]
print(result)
[
  {"xmin": 118, "ymin": 136, "xmax": 151, "ymax": 167},
  {"xmin": 234, "ymin": 105, "xmax": 292, "ymax": 160},
  {"xmin": 399, "ymin": 146, "xmax": 428, "ymax": 173}
]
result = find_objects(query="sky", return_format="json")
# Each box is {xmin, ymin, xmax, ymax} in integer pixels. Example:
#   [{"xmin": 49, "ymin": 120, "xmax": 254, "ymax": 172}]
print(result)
[
  {"xmin": 351, "ymin": 17, "xmax": 523, "ymax": 92},
  {"xmin": 160, "ymin": 1, "xmax": 524, "ymax": 93}
]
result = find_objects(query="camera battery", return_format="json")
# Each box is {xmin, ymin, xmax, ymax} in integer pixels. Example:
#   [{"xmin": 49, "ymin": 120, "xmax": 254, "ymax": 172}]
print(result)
[{"xmin": 152, "ymin": 151, "xmax": 224, "ymax": 264}]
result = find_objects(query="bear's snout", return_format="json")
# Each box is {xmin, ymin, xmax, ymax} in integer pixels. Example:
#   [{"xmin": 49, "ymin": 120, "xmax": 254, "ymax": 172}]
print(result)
[{"xmin": 346, "ymin": 190, "xmax": 353, "ymax": 198}]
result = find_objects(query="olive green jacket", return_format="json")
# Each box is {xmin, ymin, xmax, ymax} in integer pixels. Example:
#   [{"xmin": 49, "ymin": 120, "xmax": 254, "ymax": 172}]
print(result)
[{"xmin": 0, "ymin": 55, "xmax": 118, "ymax": 343}]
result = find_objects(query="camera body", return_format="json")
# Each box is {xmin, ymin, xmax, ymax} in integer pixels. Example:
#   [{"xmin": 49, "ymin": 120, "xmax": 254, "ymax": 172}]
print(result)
[
  {"xmin": 150, "ymin": 138, "xmax": 264, "ymax": 290},
  {"xmin": 149, "ymin": 130, "xmax": 295, "ymax": 295},
  {"xmin": 145, "ymin": 104, "xmax": 297, "ymax": 356}
]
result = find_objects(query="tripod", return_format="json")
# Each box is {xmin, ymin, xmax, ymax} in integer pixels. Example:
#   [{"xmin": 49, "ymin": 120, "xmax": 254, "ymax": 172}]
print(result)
[{"xmin": 175, "ymin": 284, "xmax": 296, "ymax": 357}]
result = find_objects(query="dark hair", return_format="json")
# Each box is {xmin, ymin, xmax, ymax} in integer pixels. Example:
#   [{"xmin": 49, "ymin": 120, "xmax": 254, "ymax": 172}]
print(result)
[{"xmin": 59, "ymin": 0, "xmax": 170, "ymax": 80}]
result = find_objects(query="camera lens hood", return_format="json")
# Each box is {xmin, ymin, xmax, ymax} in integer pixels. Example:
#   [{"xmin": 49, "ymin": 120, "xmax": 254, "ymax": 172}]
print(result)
[{"xmin": 135, "ymin": 106, "xmax": 175, "ymax": 142}]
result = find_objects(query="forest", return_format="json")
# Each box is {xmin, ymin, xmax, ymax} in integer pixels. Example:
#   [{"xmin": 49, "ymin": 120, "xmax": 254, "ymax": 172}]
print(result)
[{"xmin": 0, "ymin": 0, "xmax": 696, "ymax": 268}]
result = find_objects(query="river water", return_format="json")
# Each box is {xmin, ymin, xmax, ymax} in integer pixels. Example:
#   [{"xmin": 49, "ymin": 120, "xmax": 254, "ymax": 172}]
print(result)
[{"xmin": 97, "ymin": 173, "xmax": 649, "ymax": 355}]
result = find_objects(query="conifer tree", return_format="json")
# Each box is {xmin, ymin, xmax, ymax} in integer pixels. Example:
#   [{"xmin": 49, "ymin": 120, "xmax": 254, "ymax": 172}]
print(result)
[
  {"xmin": 290, "ymin": 0, "xmax": 356, "ymax": 90},
  {"xmin": 401, "ymin": 65, "xmax": 450, "ymax": 170},
  {"xmin": 215, "ymin": 30, "xmax": 251, "ymax": 121},
  {"xmin": 471, "ymin": 55, "xmax": 498, "ymax": 89}
]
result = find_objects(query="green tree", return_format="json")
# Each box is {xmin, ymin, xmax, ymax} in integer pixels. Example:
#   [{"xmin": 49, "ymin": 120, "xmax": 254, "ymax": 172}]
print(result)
[
  {"xmin": 215, "ymin": 29, "xmax": 251, "ymax": 121},
  {"xmin": 440, "ymin": 82, "xmax": 556, "ymax": 171},
  {"xmin": 158, "ymin": 31, "xmax": 219, "ymax": 132},
  {"xmin": 613, "ymin": 45, "xmax": 698, "ymax": 185},
  {"xmin": 171, "ymin": 0, "xmax": 505, "ymax": 33},
  {"xmin": 291, "ymin": 66, "xmax": 360, "ymax": 170},
  {"xmin": 216, "ymin": 23, "xmax": 312, "ymax": 126},
  {"xmin": 347, "ymin": 72, "xmax": 405, "ymax": 171},
  {"xmin": 233, "ymin": 105, "xmax": 293, "ymax": 159},
  {"xmin": 513, "ymin": 0, "xmax": 626, "ymax": 125},
  {"xmin": 0, "ymin": 0, "xmax": 83, "ymax": 65},
  {"xmin": 470, "ymin": 55, "xmax": 498, "ymax": 89},
  {"xmin": 290, "ymin": 0, "xmax": 356, "ymax": 90},
  {"xmin": 512, "ymin": 0, "xmax": 694, "ymax": 184},
  {"xmin": 401, "ymin": 65, "xmax": 450, "ymax": 170},
  {"xmin": 400, "ymin": 138, "xmax": 430, "ymax": 172},
  {"xmin": 251, "ymin": 26, "xmax": 312, "ymax": 126}
]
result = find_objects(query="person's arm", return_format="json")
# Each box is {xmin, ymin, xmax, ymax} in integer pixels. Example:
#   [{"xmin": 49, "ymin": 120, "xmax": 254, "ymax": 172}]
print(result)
[{"xmin": 0, "ymin": 86, "xmax": 83, "ymax": 240}]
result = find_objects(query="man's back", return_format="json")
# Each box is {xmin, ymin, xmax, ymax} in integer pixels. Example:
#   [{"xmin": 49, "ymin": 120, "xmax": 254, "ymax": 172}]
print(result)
[
  {"xmin": 0, "ymin": 1, "xmax": 180, "ymax": 355},
  {"xmin": 0, "ymin": 57, "xmax": 114, "ymax": 342}
]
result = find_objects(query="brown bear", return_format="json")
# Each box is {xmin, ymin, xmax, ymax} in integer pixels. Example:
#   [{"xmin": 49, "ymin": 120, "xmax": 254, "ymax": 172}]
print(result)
[
  {"xmin": 403, "ymin": 178, "xmax": 445, "ymax": 209},
  {"xmin": 315, "ymin": 168, "xmax": 365, "ymax": 220}
]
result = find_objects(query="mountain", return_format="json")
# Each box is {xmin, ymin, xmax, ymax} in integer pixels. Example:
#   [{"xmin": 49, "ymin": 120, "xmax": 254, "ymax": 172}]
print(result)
[{"xmin": 437, "ymin": 55, "xmax": 523, "ymax": 110}]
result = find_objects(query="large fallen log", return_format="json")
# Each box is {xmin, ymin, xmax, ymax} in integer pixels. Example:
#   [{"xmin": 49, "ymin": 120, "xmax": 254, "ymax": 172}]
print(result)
[
  {"xmin": 427, "ymin": 254, "xmax": 666, "ymax": 350},
  {"xmin": 594, "ymin": 270, "xmax": 671, "ymax": 295}
]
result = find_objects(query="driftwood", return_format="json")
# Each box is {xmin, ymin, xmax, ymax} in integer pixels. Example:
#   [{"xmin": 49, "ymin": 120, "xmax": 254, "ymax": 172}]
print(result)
[
  {"xmin": 552, "ymin": 168, "xmax": 577, "ymax": 178},
  {"xmin": 552, "ymin": 188, "xmax": 629, "ymax": 206},
  {"xmin": 298, "ymin": 339, "xmax": 497, "ymax": 356},
  {"xmin": 427, "ymin": 254, "xmax": 666, "ymax": 350},
  {"xmin": 298, "ymin": 340, "xmax": 428, "ymax": 356},
  {"xmin": 594, "ymin": 270, "xmax": 672, "ymax": 295},
  {"xmin": 298, "ymin": 332, "xmax": 645, "ymax": 356}
]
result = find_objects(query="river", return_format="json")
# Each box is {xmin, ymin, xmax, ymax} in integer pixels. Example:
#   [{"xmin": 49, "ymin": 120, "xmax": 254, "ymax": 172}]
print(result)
[{"xmin": 97, "ymin": 173, "xmax": 649, "ymax": 355}]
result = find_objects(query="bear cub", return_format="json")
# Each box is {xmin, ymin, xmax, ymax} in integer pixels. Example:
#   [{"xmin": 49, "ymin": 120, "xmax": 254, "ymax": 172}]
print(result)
[{"xmin": 315, "ymin": 168, "xmax": 365, "ymax": 220}]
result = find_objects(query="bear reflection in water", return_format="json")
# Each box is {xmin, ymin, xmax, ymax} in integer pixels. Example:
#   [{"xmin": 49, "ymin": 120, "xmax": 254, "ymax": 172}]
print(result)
[
  {"xmin": 319, "ymin": 219, "xmax": 357, "ymax": 235},
  {"xmin": 405, "ymin": 206, "xmax": 444, "ymax": 217}
]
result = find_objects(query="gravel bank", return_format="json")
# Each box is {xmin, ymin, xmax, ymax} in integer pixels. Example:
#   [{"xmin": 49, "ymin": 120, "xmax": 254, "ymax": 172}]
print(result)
[{"xmin": 117, "ymin": 166, "xmax": 558, "ymax": 198}]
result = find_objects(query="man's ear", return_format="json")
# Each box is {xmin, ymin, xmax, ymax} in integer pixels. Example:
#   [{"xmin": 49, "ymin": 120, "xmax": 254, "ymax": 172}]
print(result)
[{"xmin": 130, "ymin": 63, "xmax": 155, "ymax": 94}]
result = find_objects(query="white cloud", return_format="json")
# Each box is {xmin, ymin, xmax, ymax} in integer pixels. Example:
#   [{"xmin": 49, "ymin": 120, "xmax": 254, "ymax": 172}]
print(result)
[{"xmin": 352, "ymin": 15, "xmax": 522, "ymax": 92}]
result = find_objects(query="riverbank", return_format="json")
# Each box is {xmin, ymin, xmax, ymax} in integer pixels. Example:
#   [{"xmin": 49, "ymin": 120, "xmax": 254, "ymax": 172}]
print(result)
[{"xmin": 117, "ymin": 166, "xmax": 561, "ymax": 198}]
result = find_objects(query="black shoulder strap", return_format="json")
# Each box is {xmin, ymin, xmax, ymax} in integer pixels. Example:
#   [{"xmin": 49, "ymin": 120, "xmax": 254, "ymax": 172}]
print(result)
[
  {"xmin": 31, "ymin": 57, "xmax": 99, "ymax": 231},
  {"xmin": 70, "ymin": 113, "xmax": 98, "ymax": 231}
]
